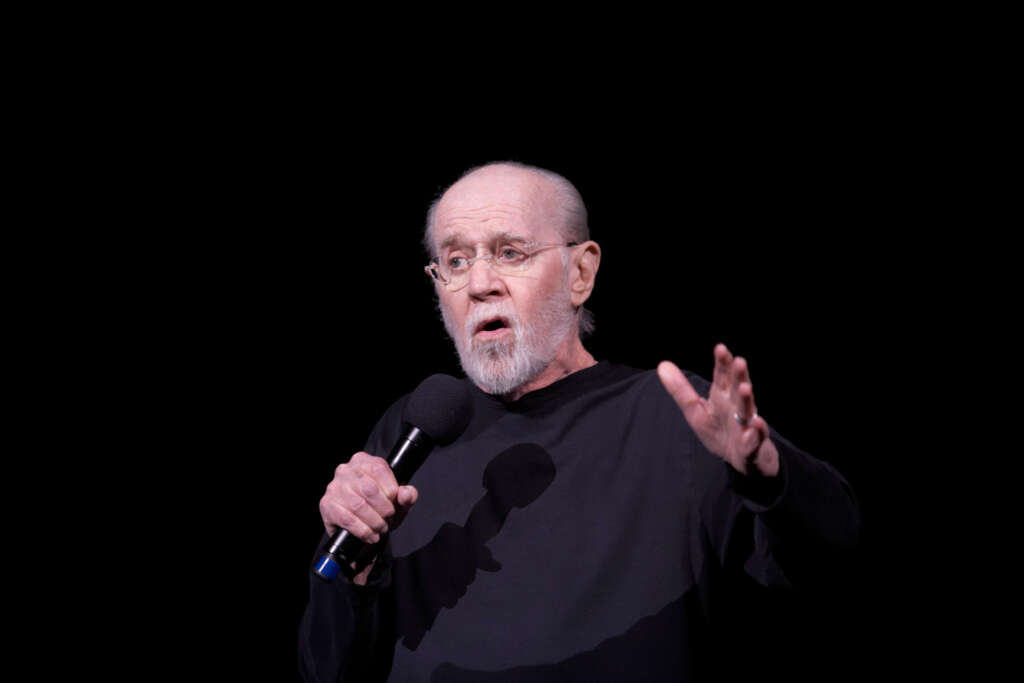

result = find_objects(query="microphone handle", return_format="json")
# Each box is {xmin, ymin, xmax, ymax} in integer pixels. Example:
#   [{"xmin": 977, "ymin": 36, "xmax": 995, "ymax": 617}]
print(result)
[{"xmin": 314, "ymin": 425, "xmax": 433, "ymax": 581}]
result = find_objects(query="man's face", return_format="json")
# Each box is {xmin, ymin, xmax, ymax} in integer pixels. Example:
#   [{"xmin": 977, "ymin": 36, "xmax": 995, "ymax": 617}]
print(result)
[{"xmin": 430, "ymin": 168, "xmax": 578, "ymax": 395}]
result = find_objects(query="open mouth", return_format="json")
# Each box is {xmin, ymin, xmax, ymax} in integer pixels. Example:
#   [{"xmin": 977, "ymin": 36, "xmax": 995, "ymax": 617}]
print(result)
[{"xmin": 475, "ymin": 316, "xmax": 510, "ymax": 336}]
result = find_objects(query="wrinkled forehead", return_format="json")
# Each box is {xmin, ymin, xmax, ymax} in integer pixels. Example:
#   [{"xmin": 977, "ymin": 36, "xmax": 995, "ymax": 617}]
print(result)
[{"xmin": 431, "ymin": 172, "xmax": 562, "ymax": 253}]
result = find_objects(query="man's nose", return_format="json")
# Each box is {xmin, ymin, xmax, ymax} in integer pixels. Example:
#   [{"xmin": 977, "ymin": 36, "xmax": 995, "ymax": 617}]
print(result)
[{"xmin": 466, "ymin": 256, "xmax": 505, "ymax": 299}]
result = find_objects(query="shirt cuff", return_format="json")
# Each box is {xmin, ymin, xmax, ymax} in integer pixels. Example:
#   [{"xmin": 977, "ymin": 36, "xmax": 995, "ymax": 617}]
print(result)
[{"xmin": 727, "ymin": 438, "xmax": 787, "ymax": 511}]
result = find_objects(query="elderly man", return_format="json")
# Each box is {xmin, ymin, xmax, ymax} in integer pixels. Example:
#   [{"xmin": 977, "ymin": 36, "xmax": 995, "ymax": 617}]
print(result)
[{"xmin": 299, "ymin": 163, "xmax": 859, "ymax": 681}]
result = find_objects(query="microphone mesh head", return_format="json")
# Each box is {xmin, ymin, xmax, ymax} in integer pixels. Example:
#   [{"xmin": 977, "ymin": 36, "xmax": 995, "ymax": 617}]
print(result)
[{"xmin": 402, "ymin": 374, "xmax": 473, "ymax": 445}]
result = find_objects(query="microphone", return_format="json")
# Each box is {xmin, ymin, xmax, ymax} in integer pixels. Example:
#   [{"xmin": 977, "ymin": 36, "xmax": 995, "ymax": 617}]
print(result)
[{"xmin": 313, "ymin": 374, "xmax": 473, "ymax": 581}]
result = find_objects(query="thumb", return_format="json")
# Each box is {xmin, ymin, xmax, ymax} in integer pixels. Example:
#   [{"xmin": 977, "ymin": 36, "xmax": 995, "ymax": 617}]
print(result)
[
  {"xmin": 390, "ymin": 485, "xmax": 420, "ymax": 532},
  {"xmin": 396, "ymin": 484, "xmax": 419, "ymax": 509},
  {"xmin": 657, "ymin": 360, "xmax": 707, "ymax": 429},
  {"xmin": 657, "ymin": 361, "xmax": 700, "ymax": 409}
]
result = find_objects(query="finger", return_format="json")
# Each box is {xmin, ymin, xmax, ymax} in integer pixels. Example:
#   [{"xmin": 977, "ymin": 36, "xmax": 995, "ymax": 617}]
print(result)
[
  {"xmin": 347, "ymin": 451, "xmax": 376, "ymax": 466},
  {"xmin": 339, "ymin": 483, "xmax": 391, "ymax": 535},
  {"xmin": 657, "ymin": 361, "xmax": 706, "ymax": 425},
  {"xmin": 730, "ymin": 356, "xmax": 751, "ymax": 393},
  {"xmin": 713, "ymin": 343, "xmax": 733, "ymax": 391},
  {"xmin": 738, "ymin": 425, "xmax": 764, "ymax": 458},
  {"xmin": 354, "ymin": 455, "xmax": 401, "ymax": 503},
  {"xmin": 751, "ymin": 414, "xmax": 770, "ymax": 441},
  {"xmin": 391, "ymin": 485, "xmax": 420, "ymax": 530},
  {"xmin": 736, "ymin": 380, "xmax": 757, "ymax": 424},
  {"xmin": 735, "ymin": 407, "xmax": 769, "ymax": 459},
  {"xmin": 350, "ymin": 469, "xmax": 397, "ymax": 521},
  {"xmin": 326, "ymin": 466, "xmax": 391, "ymax": 534},
  {"xmin": 396, "ymin": 484, "xmax": 419, "ymax": 509},
  {"xmin": 319, "ymin": 496, "xmax": 383, "ymax": 543},
  {"xmin": 344, "ymin": 454, "xmax": 400, "ymax": 520}
]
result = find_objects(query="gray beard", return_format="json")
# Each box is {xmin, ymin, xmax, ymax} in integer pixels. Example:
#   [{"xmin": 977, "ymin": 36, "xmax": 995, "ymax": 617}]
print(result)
[{"xmin": 441, "ymin": 287, "xmax": 578, "ymax": 396}]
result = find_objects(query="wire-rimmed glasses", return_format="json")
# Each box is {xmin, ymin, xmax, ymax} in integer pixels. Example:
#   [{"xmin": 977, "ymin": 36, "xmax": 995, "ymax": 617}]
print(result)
[{"xmin": 425, "ymin": 240, "xmax": 578, "ymax": 291}]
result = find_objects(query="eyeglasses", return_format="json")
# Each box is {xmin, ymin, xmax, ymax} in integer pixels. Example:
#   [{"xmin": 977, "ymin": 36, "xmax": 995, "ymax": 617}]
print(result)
[{"xmin": 425, "ymin": 240, "xmax": 579, "ymax": 292}]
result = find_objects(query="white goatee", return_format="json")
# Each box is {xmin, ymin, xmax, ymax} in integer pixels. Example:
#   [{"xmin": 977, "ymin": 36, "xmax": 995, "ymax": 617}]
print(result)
[{"xmin": 442, "ymin": 286, "xmax": 577, "ymax": 396}]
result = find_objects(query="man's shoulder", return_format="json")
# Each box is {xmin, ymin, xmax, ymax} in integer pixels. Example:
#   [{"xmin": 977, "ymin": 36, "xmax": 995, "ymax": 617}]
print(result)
[{"xmin": 589, "ymin": 361, "xmax": 710, "ymax": 398}]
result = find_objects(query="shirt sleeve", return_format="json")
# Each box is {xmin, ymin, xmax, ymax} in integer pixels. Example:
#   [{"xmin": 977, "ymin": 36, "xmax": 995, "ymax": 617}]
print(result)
[
  {"xmin": 297, "ymin": 535, "xmax": 396, "ymax": 682},
  {"xmin": 714, "ymin": 429, "xmax": 861, "ymax": 590},
  {"xmin": 679, "ymin": 370, "xmax": 860, "ymax": 591}
]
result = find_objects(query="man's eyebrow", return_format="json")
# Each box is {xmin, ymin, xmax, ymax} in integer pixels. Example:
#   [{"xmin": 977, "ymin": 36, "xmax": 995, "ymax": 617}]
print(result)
[
  {"xmin": 437, "ymin": 232, "xmax": 531, "ymax": 252},
  {"xmin": 437, "ymin": 235, "xmax": 463, "ymax": 253}
]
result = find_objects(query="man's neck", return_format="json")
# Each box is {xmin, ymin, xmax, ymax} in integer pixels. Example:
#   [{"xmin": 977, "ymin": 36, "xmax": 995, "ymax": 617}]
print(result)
[{"xmin": 502, "ymin": 334, "xmax": 596, "ymax": 402}]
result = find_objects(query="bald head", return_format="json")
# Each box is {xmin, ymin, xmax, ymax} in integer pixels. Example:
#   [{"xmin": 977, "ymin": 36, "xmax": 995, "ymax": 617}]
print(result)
[{"xmin": 424, "ymin": 162, "xmax": 589, "ymax": 259}]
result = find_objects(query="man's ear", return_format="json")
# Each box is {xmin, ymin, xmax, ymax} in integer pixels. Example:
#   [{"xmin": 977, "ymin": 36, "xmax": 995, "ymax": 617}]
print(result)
[{"xmin": 570, "ymin": 241, "xmax": 601, "ymax": 308}]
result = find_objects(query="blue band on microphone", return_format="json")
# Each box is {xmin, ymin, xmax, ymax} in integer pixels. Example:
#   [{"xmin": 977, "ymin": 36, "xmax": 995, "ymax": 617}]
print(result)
[{"xmin": 314, "ymin": 554, "xmax": 342, "ymax": 580}]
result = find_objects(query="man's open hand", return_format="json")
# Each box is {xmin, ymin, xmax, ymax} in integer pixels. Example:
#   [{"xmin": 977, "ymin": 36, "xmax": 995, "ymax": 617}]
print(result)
[{"xmin": 657, "ymin": 343, "xmax": 779, "ymax": 478}]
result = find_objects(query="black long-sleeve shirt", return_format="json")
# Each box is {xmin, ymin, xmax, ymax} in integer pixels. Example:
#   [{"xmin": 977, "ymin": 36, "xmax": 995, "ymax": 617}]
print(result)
[{"xmin": 299, "ymin": 362, "xmax": 860, "ymax": 682}]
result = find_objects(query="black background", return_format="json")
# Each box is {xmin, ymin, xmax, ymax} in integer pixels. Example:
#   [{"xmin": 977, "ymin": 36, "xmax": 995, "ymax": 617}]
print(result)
[{"xmin": 36, "ymin": 19, "xmax": 1000, "ymax": 678}]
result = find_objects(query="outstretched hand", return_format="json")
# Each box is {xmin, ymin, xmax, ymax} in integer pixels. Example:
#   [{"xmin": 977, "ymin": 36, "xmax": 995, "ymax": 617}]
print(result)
[{"xmin": 657, "ymin": 343, "xmax": 779, "ymax": 478}]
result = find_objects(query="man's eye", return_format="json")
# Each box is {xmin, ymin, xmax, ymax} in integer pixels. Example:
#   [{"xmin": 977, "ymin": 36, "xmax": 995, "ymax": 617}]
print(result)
[
  {"xmin": 447, "ymin": 256, "xmax": 468, "ymax": 271},
  {"xmin": 497, "ymin": 247, "xmax": 526, "ymax": 263}
]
